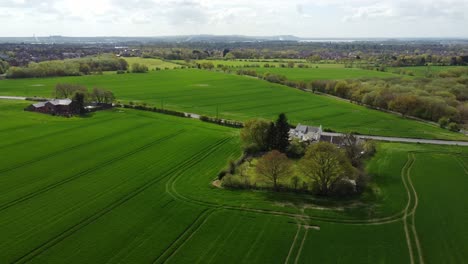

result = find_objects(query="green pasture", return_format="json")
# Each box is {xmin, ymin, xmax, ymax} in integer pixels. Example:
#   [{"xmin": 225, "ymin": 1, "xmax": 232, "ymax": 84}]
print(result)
[
  {"xmin": 390, "ymin": 65, "xmax": 468, "ymax": 77},
  {"xmin": 123, "ymin": 57, "xmax": 181, "ymax": 70},
  {"xmin": 252, "ymin": 67, "xmax": 398, "ymax": 81},
  {"xmin": 0, "ymin": 100, "xmax": 467, "ymax": 263},
  {"xmin": 0, "ymin": 69, "xmax": 464, "ymax": 140},
  {"xmin": 177, "ymin": 59, "xmax": 342, "ymax": 68}
]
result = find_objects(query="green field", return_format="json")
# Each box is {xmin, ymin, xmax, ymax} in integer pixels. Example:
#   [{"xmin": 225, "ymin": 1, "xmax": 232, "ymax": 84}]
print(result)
[
  {"xmin": 0, "ymin": 69, "xmax": 464, "ymax": 140},
  {"xmin": 176, "ymin": 59, "xmax": 341, "ymax": 68},
  {"xmin": 0, "ymin": 100, "xmax": 467, "ymax": 263},
  {"xmin": 124, "ymin": 57, "xmax": 181, "ymax": 70},
  {"xmin": 251, "ymin": 67, "xmax": 399, "ymax": 81},
  {"xmin": 390, "ymin": 66, "xmax": 468, "ymax": 77}
]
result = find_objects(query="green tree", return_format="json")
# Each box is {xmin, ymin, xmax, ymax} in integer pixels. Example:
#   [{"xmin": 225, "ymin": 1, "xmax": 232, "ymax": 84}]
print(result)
[
  {"xmin": 438, "ymin": 117, "xmax": 450, "ymax": 128},
  {"xmin": 448, "ymin": 122, "xmax": 460, "ymax": 132},
  {"xmin": 299, "ymin": 142, "xmax": 355, "ymax": 196},
  {"xmin": 275, "ymin": 113, "xmax": 290, "ymax": 152},
  {"xmin": 240, "ymin": 119, "xmax": 270, "ymax": 153},
  {"xmin": 287, "ymin": 138, "xmax": 305, "ymax": 158},
  {"xmin": 73, "ymin": 92, "xmax": 86, "ymax": 115},
  {"xmin": 334, "ymin": 81, "xmax": 350, "ymax": 98},
  {"xmin": 266, "ymin": 122, "xmax": 277, "ymax": 150},
  {"xmin": 131, "ymin": 63, "xmax": 149, "ymax": 73}
]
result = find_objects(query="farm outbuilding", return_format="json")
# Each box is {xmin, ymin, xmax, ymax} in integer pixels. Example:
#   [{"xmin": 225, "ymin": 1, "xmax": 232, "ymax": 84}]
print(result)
[{"xmin": 25, "ymin": 99, "xmax": 79, "ymax": 116}]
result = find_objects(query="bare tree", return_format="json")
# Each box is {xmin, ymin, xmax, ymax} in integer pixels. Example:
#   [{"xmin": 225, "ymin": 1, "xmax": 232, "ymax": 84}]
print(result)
[
  {"xmin": 92, "ymin": 87, "xmax": 115, "ymax": 104},
  {"xmin": 55, "ymin": 83, "xmax": 87, "ymax": 98},
  {"xmin": 342, "ymin": 133, "xmax": 364, "ymax": 166},
  {"xmin": 256, "ymin": 150, "xmax": 293, "ymax": 191}
]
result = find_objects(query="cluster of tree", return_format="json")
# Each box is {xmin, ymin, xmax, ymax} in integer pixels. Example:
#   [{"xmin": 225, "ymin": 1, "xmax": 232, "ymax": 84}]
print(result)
[
  {"xmin": 199, "ymin": 116, "xmax": 244, "ymax": 128},
  {"xmin": 196, "ymin": 62, "xmax": 215, "ymax": 70},
  {"xmin": 2, "ymin": 41, "xmax": 467, "ymax": 66},
  {"xmin": 309, "ymin": 74, "xmax": 468, "ymax": 130},
  {"xmin": 129, "ymin": 40, "xmax": 468, "ymax": 63},
  {"xmin": 121, "ymin": 103, "xmax": 187, "ymax": 118},
  {"xmin": 240, "ymin": 113, "xmax": 291, "ymax": 154},
  {"xmin": 6, "ymin": 56, "xmax": 128, "ymax": 78},
  {"xmin": 131, "ymin": 63, "xmax": 149, "ymax": 73},
  {"xmin": 376, "ymin": 55, "xmax": 468, "ymax": 67},
  {"xmin": 55, "ymin": 83, "xmax": 115, "ymax": 104},
  {"xmin": 225, "ymin": 134, "xmax": 376, "ymax": 196},
  {"xmin": 0, "ymin": 60, "xmax": 9, "ymax": 74},
  {"xmin": 233, "ymin": 68, "xmax": 468, "ymax": 130}
]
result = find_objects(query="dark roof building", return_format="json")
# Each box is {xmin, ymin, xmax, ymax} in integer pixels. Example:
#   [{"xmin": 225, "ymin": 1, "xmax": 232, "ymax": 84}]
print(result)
[{"xmin": 26, "ymin": 99, "xmax": 79, "ymax": 116}]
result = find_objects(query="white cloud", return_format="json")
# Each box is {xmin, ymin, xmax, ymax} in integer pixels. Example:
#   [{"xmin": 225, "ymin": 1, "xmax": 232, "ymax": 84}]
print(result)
[{"xmin": 0, "ymin": 0, "xmax": 467, "ymax": 37}]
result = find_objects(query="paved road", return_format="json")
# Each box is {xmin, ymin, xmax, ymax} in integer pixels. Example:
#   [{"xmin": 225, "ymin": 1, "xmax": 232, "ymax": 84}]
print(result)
[
  {"xmin": 0, "ymin": 96, "xmax": 26, "ymax": 100},
  {"xmin": 322, "ymin": 132, "xmax": 468, "ymax": 146}
]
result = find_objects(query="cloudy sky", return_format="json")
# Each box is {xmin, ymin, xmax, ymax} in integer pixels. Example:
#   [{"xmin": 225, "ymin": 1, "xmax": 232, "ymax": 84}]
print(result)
[{"xmin": 1, "ymin": 0, "xmax": 468, "ymax": 37}]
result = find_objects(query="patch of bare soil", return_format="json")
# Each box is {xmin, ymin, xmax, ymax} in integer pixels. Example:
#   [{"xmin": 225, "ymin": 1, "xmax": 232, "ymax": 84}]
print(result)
[{"xmin": 212, "ymin": 180, "xmax": 223, "ymax": 188}]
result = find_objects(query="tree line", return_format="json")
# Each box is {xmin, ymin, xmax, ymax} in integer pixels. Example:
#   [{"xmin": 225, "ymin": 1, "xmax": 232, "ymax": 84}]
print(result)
[
  {"xmin": 0, "ymin": 60, "xmax": 8, "ymax": 74},
  {"xmin": 223, "ymin": 114, "xmax": 376, "ymax": 197},
  {"xmin": 232, "ymin": 68, "xmax": 468, "ymax": 131},
  {"xmin": 55, "ymin": 83, "xmax": 115, "ymax": 104},
  {"xmin": 6, "ymin": 56, "xmax": 128, "ymax": 78}
]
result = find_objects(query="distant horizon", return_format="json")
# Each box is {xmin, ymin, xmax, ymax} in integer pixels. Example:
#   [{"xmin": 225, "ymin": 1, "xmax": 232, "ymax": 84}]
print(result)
[
  {"xmin": 1, "ymin": 34, "xmax": 467, "ymax": 40},
  {"xmin": 2, "ymin": 0, "xmax": 468, "ymax": 39}
]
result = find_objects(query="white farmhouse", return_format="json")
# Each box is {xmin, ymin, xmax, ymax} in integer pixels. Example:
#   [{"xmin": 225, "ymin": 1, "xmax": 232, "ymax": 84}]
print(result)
[{"xmin": 289, "ymin": 124, "xmax": 322, "ymax": 142}]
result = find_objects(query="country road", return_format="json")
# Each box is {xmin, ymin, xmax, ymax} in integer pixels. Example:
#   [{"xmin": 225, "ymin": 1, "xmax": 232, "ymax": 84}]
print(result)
[
  {"xmin": 322, "ymin": 132, "xmax": 468, "ymax": 146},
  {"xmin": 0, "ymin": 96, "xmax": 27, "ymax": 100},
  {"xmin": 0, "ymin": 96, "xmax": 467, "ymax": 146}
]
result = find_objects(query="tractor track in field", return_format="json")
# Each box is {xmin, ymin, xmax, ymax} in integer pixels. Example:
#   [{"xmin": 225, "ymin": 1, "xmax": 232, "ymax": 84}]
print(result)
[
  {"xmin": 456, "ymin": 158, "xmax": 468, "ymax": 174},
  {"xmin": 164, "ymin": 149, "xmax": 427, "ymax": 234},
  {"xmin": 164, "ymin": 137, "xmax": 234, "ymax": 208},
  {"xmin": 0, "ymin": 130, "xmax": 186, "ymax": 213},
  {"xmin": 0, "ymin": 122, "xmax": 152, "ymax": 174},
  {"xmin": 153, "ymin": 209, "xmax": 216, "ymax": 264},
  {"xmin": 284, "ymin": 224, "xmax": 301, "ymax": 264},
  {"xmin": 0, "ymin": 116, "xmax": 119, "ymax": 150},
  {"xmin": 401, "ymin": 153, "xmax": 424, "ymax": 264},
  {"xmin": 12, "ymin": 136, "xmax": 231, "ymax": 263},
  {"xmin": 294, "ymin": 227, "xmax": 308, "ymax": 264},
  {"xmin": 401, "ymin": 154, "xmax": 416, "ymax": 264},
  {"xmin": 407, "ymin": 154, "xmax": 424, "ymax": 264}
]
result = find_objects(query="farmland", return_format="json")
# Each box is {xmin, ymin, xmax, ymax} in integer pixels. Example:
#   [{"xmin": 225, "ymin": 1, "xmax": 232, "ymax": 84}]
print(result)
[
  {"xmin": 390, "ymin": 65, "xmax": 468, "ymax": 77},
  {"xmin": 0, "ymin": 69, "xmax": 464, "ymax": 141},
  {"xmin": 124, "ymin": 57, "xmax": 182, "ymax": 70},
  {"xmin": 175, "ymin": 59, "xmax": 328, "ymax": 68},
  {"xmin": 249, "ymin": 67, "xmax": 398, "ymax": 81},
  {"xmin": 0, "ymin": 100, "xmax": 467, "ymax": 263}
]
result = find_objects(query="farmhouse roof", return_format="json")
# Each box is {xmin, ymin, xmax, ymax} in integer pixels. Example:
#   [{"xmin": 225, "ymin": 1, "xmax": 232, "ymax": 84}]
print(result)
[
  {"xmin": 295, "ymin": 124, "xmax": 321, "ymax": 134},
  {"xmin": 32, "ymin": 102, "xmax": 46, "ymax": 108},
  {"xmin": 48, "ymin": 99, "xmax": 72, "ymax": 106}
]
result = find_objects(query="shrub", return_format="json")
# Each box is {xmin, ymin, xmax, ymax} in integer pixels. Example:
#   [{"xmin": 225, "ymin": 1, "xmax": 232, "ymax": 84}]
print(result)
[
  {"xmin": 131, "ymin": 63, "xmax": 149, "ymax": 73},
  {"xmin": 438, "ymin": 117, "xmax": 450, "ymax": 128},
  {"xmin": 448, "ymin": 122, "xmax": 460, "ymax": 132}
]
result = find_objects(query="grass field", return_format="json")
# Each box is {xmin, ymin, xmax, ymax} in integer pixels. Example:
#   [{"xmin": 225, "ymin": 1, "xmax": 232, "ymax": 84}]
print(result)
[
  {"xmin": 124, "ymin": 57, "xmax": 181, "ymax": 70},
  {"xmin": 0, "ymin": 69, "xmax": 464, "ymax": 141},
  {"xmin": 251, "ymin": 67, "xmax": 399, "ymax": 81},
  {"xmin": 175, "ymin": 59, "xmax": 342, "ymax": 69},
  {"xmin": 390, "ymin": 66, "xmax": 468, "ymax": 77},
  {"xmin": 0, "ymin": 100, "xmax": 467, "ymax": 263}
]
